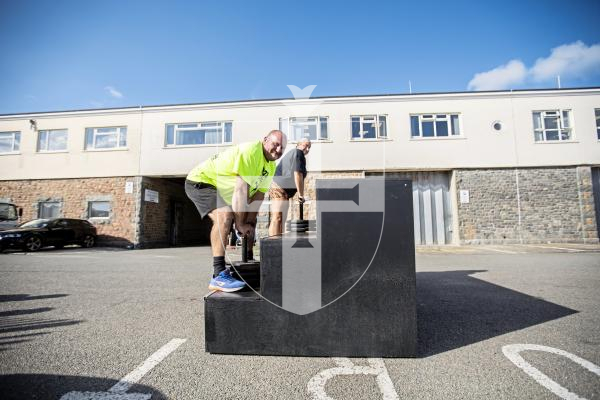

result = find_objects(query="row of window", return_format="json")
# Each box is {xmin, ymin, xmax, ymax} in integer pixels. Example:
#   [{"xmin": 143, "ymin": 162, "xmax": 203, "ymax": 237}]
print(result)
[
  {"xmin": 38, "ymin": 200, "xmax": 110, "ymax": 219},
  {"xmin": 1, "ymin": 109, "xmax": 599, "ymax": 154},
  {"xmin": 0, "ymin": 126, "xmax": 128, "ymax": 154}
]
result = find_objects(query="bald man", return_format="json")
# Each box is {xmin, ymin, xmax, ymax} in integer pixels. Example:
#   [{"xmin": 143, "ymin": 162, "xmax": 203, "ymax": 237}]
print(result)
[{"xmin": 186, "ymin": 130, "xmax": 287, "ymax": 292}]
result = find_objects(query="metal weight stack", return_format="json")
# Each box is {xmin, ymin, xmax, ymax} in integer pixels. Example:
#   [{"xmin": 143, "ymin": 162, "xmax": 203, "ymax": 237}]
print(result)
[{"xmin": 289, "ymin": 201, "xmax": 309, "ymax": 233}]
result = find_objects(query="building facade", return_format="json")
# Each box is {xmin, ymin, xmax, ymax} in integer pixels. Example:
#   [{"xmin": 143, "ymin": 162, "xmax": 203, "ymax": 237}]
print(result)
[{"xmin": 1, "ymin": 88, "xmax": 599, "ymax": 247}]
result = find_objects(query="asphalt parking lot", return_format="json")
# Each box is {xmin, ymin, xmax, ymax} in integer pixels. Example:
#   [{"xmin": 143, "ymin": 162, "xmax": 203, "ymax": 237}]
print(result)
[{"xmin": 0, "ymin": 244, "xmax": 599, "ymax": 399}]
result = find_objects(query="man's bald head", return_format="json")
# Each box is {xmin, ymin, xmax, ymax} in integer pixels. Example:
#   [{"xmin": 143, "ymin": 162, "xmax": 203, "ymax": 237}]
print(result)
[{"xmin": 262, "ymin": 130, "xmax": 287, "ymax": 161}]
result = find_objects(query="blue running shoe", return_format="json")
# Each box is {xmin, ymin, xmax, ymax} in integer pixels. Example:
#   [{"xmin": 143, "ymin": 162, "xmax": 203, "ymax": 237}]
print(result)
[{"xmin": 209, "ymin": 270, "xmax": 246, "ymax": 292}]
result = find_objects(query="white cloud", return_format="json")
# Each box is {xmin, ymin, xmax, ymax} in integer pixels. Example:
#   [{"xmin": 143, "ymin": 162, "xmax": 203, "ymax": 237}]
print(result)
[
  {"xmin": 467, "ymin": 41, "xmax": 600, "ymax": 91},
  {"xmin": 467, "ymin": 60, "xmax": 527, "ymax": 91},
  {"xmin": 530, "ymin": 41, "xmax": 600, "ymax": 81},
  {"xmin": 105, "ymin": 86, "xmax": 123, "ymax": 98}
]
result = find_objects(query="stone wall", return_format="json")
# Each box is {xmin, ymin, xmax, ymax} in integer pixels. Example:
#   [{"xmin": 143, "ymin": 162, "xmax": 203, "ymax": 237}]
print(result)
[
  {"xmin": 3, "ymin": 167, "xmax": 597, "ymax": 249},
  {"xmin": 456, "ymin": 166, "xmax": 599, "ymax": 244},
  {"xmin": 0, "ymin": 177, "xmax": 138, "ymax": 246}
]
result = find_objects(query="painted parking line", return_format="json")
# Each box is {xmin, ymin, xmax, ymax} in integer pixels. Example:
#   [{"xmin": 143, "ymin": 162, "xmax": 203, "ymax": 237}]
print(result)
[
  {"xmin": 307, "ymin": 357, "xmax": 399, "ymax": 400},
  {"xmin": 522, "ymin": 245, "xmax": 586, "ymax": 252},
  {"xmin": 483, "ymin": 247, "xmax": 521, "ymax": 254},
  {"xmin": 60, "ymin": 338, "xmax": 187, "ymax": 400},
  {"xmin": 503, "ymin": 344, "xmax": 600, "ymax": 400}
]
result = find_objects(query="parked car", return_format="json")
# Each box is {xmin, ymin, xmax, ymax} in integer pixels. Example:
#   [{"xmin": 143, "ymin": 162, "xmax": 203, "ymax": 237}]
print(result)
[{"xmin": 0, "ymin": 218, "xmax": 97, "ymax": 252}]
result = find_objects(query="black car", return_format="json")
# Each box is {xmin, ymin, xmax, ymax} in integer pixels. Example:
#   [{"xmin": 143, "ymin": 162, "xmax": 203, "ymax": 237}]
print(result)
[{"xmin": 0, "ymin": 218, "xmax": 97, "ymax": 252}]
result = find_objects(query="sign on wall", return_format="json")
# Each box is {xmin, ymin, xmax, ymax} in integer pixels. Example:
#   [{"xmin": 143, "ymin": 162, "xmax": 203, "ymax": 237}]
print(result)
[
  {"xmin": 144, "ymin": 189, "xmax": 159, "ymax": 203},
  {"xmin": 460, "ymin": 190, "xmax": 470, "ymax": 204},
  {"xmin": 125, "ymin": 181, "xmax": 134, "ymax": 194}
]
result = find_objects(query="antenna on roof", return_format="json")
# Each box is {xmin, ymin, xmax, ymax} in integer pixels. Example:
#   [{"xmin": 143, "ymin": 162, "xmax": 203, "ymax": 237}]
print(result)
[
  {"xmin": 557, "ymin": 75, "xmax": 561, "ymax": 89},
  {"xmin": 408, "ymin": 80, "xmax": 412, "ymax": 94}
]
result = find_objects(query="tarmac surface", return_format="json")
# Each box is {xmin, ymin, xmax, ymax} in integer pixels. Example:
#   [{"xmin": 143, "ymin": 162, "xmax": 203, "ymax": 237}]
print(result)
[{"xmin": 0, "ymin": 243, "xmax": 599, "ymax": 399}]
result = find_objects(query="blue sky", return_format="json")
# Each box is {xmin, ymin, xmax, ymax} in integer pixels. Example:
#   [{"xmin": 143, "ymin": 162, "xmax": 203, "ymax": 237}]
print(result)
[{"xmin": 0, "ymin": 0, "xmax": 599, "ymax": 114}]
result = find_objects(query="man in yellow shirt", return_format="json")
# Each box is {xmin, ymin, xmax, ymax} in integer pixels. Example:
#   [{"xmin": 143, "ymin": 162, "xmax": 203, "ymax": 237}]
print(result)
[{"xmin": 185, "ymin": 130, "xmax": 287, "ymax": 292}]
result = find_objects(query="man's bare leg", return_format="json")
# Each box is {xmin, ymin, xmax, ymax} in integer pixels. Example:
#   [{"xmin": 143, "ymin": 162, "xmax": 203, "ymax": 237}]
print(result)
[
  {"xmin": 208, "ymin": 206, "xmax": 233, "ymax": 257},
  {"xmin": 269, "ymin": 199, "xmax": 290, "ymax": 236}
]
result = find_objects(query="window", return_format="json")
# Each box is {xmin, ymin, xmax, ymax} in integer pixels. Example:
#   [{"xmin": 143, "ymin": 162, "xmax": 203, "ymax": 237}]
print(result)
[
  {"xmin": 0, "ymin": 203, "xmax": 18, "ymax": 221},
  {"xmin": 595, "ymin": 109, "xmax": 600, "ymax": 140},
  {"xmin": 38, "ymin": 129, "xmax": 68, "ymax": 152},
  {"xmin": 165, "ymin": 121, "xmax": 232, "ymax": 147},
  {"xmin": 0, "ymin": 131, "xmax": 21, "ymax": 153},
  {"xmin": 410, "ymin": 114, "xmax": 461, "ymax": 138},
  {"xmin": 351, "ymin": 115, "xmax": 387, "ymax": 140},
  {"xmin": 532, "ymin": 110, "xmax": 572, "ymax": 142},
  {"xmin": 279, "ymin": 117, "xmax": 328, "ymax": 141},
  {"xmin": 38, "ymin": 201, "xmax": 61, "ymax": 218},
  {"xmin": 85, "ymin": 127, "xmax": 127, "ymax": 150},
  {"xmin": 88, "ymin": 201, "xmax": 111, "ymax": 218}
]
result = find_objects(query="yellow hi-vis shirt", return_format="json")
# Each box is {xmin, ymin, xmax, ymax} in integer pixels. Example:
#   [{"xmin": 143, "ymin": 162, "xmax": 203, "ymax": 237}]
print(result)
[{"xmin": 186, "ymin": 140, "xmax": 275, "ymax": 204}]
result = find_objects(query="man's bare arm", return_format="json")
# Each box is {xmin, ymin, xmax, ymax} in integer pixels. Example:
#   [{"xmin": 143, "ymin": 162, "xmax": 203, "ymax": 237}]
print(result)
[
  {"xmin": 246, "ymin": 191, "xmax": 265, "ymax": 226},
  {"xmin": 232, "ymin": 176, "xmax": 251, "ymax": 234},
  {"xmin": 294, "ymin": 171, "xmax": 304, "ymax": 202}
]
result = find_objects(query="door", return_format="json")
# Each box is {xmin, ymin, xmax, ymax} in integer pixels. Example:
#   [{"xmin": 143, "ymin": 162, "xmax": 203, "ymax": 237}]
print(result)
[
  {"xmin": 46, "ymin": 219, "xmax": 72, "ymax": 245},
  {"xmin": 371, "ymin": 171, "xmax": 452, "ymax": 245},
  {"xmin": 169, "ymin": 201, "xmax": 184, "ymax": 246}
]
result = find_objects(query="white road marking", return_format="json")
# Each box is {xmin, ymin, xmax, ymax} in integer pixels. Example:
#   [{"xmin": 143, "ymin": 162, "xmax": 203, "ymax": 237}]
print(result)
[
  {"xmin": 60, "ymin": 338, "xmax": 187, "ymax": 400},
  {"xmin": 307, "ymin": 357, "xmax": 399, "ymax": 400},
  {"xmin": 502, "ymin": 344, "xmax": 600, "ymax": 400},
  {"xmin": 522, "ymin": 244, "xmax": 585, "ymax": 252},
  {"xmin": 484, "ymin": 247, "xmax": 519, "ymax": 254},
  {"xmin": 60, "ymin": 392, "xmax": 149, "ymax": 400}
]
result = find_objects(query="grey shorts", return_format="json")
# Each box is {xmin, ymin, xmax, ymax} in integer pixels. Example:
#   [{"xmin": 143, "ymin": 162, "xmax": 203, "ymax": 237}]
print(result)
[{"xmin": 185, "ymin": 180, "xmax": 227, "ymax": 219}]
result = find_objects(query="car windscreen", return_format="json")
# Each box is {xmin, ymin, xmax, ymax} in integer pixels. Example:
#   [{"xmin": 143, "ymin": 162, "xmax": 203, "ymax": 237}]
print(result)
[
  {"xmin": 0, "ymin": 204, "xmax": 18, "ymax": 221},
  {"xmin": 19, "ymin": 219, "xmax": 50, "ymax": 228}
]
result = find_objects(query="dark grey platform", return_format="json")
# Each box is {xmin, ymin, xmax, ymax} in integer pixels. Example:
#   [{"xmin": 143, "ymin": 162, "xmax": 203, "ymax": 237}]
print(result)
[{"xmin": 205, "ymin": 178, "xmax": 417, "ymax": 357}]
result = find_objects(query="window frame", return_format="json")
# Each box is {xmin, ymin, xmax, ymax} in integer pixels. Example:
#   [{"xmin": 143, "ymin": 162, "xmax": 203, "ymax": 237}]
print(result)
[
  {"xmin": 37, "ymin": 129, "xmax": 68, "ymax": 153},
  {"xmin": 87, "ymin": 201, "xmax": 111, "ymax": 219},
  {"xmin": 350, "ymin": 115, "xmax": 388, "ymax": 140},
  {"xmin": 0, "ymin": 131, "xmax": 21, "ymax": 154},
  {"xmin": 84, "ymin": 126, "xmax": 127, "ymax": 151},
  {"xmin": 38, "ymin": 201, "xmax": 61, "ymax": 219},
  {"xmin": 279, "ymin": 116, "xmax": 329, "ymax": 142},
  {"xmin": 164, "ymin": 121, "xmax": 233, "ymax": 148},
  {"xmin": 595, "ymin": 109, "xmax": 600, "ymax": 141},
  {"xmin": 532, "ymin": 109, "xmax": 573, "ymax": 143},
  {"xmin": 410, "ymin": 113, "xmax": 462, "ymax": 139}
]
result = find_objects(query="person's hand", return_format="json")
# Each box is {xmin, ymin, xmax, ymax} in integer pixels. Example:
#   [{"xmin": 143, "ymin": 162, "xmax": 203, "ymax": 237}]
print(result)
[
  {"xmin": 298, "ymin": 195, "xmax": 305, "ymax": 204},
  {"xmin": 236, "ymin": 223, "xmax": 253, "ymax": 237}
]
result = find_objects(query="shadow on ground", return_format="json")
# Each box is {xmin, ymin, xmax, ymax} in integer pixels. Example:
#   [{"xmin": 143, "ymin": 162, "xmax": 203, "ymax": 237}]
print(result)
[
  {"xmin": 416, "ymin": 270, "xmax": 578, "ymax": 357},
  {"xmin": 0, "ymin": 294, "xmax": 82, "ymax": 352},
  {"xmin": 0, "ymin": 374, "xmax": 167, "ymax": 400}
]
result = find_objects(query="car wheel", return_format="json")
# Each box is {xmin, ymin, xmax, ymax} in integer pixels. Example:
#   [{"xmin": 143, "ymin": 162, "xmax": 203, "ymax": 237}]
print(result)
[
  {"xmin": 23, "ymin": 235, "xmax": 43, "ymax": 252},
  {"xmin": 82, "ymin": 235, "xmax": 95, "ymax": 248}
]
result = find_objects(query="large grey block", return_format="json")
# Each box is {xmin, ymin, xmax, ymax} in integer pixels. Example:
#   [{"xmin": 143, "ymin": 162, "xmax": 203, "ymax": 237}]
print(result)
[{"xmin": 205, "ymin": 178, "xmax": 417, "ymax": 357}]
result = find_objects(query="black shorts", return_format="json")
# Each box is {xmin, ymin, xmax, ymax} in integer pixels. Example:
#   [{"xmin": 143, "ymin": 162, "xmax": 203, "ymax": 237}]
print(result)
[{"xmin": 185, "ymin": 179, "xmax": 228, "ymax": 219}]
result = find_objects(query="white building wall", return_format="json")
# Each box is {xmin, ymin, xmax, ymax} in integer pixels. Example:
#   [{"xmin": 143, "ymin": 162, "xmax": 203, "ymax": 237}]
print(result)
[
  {"xmin": 1, "ymin": 88, "xmax": 599, "ymax": 181},
  {"xmin": 0, "ymin": 110, "xmax": 143, "ymax": 180}
]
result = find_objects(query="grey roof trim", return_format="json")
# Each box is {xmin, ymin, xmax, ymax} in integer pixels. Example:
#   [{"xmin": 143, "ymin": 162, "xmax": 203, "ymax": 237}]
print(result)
[{"xmin": 1, "ymin": 86, "xmax": 599, "ymax": 119}]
